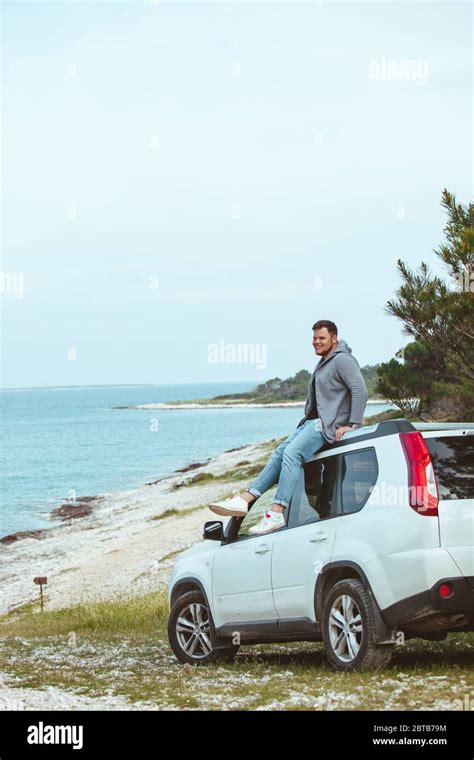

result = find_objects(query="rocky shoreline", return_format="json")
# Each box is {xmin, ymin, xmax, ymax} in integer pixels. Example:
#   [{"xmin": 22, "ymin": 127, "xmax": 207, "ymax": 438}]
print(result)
[
  {"xmin": 0, "ymin": 438, "xmax": 273, "ymax": 616},
  {"xmin": 0, "ymin": 405, "xmax": 399, "ymax": 616}
]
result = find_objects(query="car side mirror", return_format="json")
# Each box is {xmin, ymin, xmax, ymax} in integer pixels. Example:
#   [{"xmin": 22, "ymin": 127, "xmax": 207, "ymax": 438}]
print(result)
[{"xmin": 203, "ymin": 520, "xmax": 224, "ymax": 541}]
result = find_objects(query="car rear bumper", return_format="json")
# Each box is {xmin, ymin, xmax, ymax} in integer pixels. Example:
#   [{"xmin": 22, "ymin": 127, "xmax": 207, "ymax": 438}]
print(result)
[{"xmin": 381, "ymin": 576, "xmax": 474, "ymax": 628}]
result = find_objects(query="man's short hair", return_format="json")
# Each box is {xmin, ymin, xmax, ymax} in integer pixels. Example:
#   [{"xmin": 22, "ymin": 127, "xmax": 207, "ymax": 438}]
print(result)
[{"xmin": 312, "ymin": 320, "xmax": 338, "ymax": 336}]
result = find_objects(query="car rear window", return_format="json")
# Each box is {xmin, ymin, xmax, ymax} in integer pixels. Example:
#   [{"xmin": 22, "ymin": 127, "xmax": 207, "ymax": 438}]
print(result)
[{"xmin": 425, "ymin": 436, "xmax": 474, "ymax": 500}]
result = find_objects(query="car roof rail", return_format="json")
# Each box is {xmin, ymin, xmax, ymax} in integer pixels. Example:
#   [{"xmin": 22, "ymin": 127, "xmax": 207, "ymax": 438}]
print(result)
[
  {"xmin": 317, "ymin": 418, "xmax": 417, "ymax": 453},
  {"xmin": 413, "ymin": 422, "xmax": 474, "ymax": 431}
]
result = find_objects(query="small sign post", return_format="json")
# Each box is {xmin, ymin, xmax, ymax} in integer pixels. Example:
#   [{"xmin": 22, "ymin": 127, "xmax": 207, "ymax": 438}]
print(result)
[{"xmin": 33, "ymin": 576, "xmax": 47, "ymax": 612}]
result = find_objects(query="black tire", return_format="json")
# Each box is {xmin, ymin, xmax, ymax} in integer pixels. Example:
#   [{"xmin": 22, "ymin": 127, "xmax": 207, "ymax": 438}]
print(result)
[
  {"xmin": 322, "ymin": 579, "xmax": 394, "ymax": 671},
  {"xmin": 168, "ymin": 590, "xmax": 240, "ymax": 665}
]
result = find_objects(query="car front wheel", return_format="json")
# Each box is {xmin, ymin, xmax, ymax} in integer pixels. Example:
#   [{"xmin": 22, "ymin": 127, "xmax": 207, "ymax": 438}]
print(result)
[
  {"xmin": 322, "ymin": 579, "xmax": 394, "ymax": 671},
  {"xmin": 168, "ymin": 590, "xmax": 239, "ymax": 665}
]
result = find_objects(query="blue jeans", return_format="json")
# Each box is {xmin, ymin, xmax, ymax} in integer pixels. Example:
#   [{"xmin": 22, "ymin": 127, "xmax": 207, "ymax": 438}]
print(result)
[{"xmin": 247, "ymin": 419, "xmax": 326, "ymax": 509}]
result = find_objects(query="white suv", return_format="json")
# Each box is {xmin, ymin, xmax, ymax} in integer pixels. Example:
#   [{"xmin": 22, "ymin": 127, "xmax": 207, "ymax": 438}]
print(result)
[{"xmin": 167, "ymin": 420, "xmax": 474, "ymax": 671}]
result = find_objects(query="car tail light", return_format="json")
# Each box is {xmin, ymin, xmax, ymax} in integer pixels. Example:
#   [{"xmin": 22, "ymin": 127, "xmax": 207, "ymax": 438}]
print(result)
[{"xmin": 399, "ymin": 432, "xmax": 439, "ymax": 516}]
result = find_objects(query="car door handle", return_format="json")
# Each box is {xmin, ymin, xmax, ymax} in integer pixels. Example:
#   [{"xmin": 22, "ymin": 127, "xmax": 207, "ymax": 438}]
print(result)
[
  {"xmin": 254, "ymin": 544, "xmax": 271, "ymax": 554},
  {"xmin": 309, "ymin": 531, "xmax": 328, "ymax": 542}
]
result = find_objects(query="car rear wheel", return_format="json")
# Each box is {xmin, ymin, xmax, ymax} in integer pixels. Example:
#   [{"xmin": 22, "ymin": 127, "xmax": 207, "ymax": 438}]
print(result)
[
  {"xmin": 322, "ymin": 579, "xmax": 394, "ymax": 671},
  {"xmin": 168, "ymin": 590, "xmax": 240, "ymax": 665}
]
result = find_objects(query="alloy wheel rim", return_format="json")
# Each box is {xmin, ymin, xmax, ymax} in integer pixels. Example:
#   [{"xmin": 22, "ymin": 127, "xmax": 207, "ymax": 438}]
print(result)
[
  {"xmin": 176, "ymin": 602, "xmax": 212, "ymax": 658},
  {"xmin": 328, "ymin": 594, "xmax": 363, "ymax": 662}
]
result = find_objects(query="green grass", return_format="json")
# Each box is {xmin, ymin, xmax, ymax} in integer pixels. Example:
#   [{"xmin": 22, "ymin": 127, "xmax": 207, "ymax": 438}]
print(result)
[
  {"xmin": 1, "ymin": 592, "xmax": 472, "ymax": 710},
  {"xmin": 0, "ymin": 591, "xmax": 169, "ymax": 637},
  {"xmin": 167, "ymin": 437, "xmax": 285, "ymax": 494},
  {"xmin": 148, "ymin": 504, "xmax": 210, "ymax": 520},
  {"xmin": 170, "ymin": 458, "xmax": 277, "ymax": 492},
  {"xmin": 150, "ymin": 508, "xmax": 181, "ymax": 519},
  {"xmin": 171, "ymin": 471, "xmax": 216, "ymax": 489}
]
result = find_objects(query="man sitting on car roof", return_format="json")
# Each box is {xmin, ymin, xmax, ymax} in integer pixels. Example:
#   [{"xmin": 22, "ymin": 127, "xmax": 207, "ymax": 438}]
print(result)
[{"xmin": 209, "ymin": 319, "xmax": 368, "ymax": 535}]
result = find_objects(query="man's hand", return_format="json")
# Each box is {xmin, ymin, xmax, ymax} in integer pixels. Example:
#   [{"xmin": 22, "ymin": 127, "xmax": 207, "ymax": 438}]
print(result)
[{"xmin": 335, "ymin": 426, "xmax": 353, "ymax": 441}]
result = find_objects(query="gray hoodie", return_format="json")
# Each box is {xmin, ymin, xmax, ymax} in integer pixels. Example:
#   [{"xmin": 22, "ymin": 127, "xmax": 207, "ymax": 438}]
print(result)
[{"xmin": 301, "ymin": 339, "xmax": 368, "ymax": 444}]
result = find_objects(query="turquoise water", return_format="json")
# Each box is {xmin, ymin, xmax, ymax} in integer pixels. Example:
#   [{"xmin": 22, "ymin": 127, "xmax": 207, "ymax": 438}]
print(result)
[{"xmin": 0, "ymin": 383, "xmax": 394, "ymax": 537}]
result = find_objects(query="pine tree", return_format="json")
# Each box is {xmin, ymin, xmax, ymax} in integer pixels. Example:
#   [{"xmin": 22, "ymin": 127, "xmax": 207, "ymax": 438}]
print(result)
[{"xmin": 378, "ymin": 190, "xmax": 473, "ymax": 420}]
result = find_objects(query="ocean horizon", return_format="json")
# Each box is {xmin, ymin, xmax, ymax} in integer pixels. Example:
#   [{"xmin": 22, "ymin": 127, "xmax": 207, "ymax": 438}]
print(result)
[{"xmin": 0, "ymin": 383, "xmax": 395, "ymax": 537}]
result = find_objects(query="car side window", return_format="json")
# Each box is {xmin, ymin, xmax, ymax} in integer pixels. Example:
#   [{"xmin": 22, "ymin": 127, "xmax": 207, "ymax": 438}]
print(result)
[
  {"xmin": 340, "ymin": 447, "xmax": 378, "ymax": 514},
  {"xmin": 288, "ymin": 455, "xmax": 339, "ymax": 528}
]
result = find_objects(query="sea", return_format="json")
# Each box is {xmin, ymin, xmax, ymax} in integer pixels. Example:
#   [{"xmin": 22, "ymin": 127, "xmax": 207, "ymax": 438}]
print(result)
[{"xmin": 0, "ymin": 383, "xmax": 395, "ymax": 537}]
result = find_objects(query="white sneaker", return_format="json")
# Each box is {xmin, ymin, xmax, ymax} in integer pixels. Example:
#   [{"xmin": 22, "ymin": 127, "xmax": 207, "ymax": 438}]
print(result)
[
  {"xmin": 248, "ymin": 510, "xmax": 285, "ymax": 535},
  {"xmin": 208, "ymin": 495, "xmax": 250, "ymax": 516}
]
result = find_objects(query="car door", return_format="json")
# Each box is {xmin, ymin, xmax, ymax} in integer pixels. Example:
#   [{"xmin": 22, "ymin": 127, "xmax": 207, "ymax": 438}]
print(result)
[
  {"xmin": 271, "ymin": 451, "xmax": 341, "ymax": 621},
  {"xmin": 211, "ymin": 489, "xmax": 279, "ymax": 627}
]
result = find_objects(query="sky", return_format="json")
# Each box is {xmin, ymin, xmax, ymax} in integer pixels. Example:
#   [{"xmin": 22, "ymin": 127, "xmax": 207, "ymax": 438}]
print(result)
[{"xmin": 1, "ymin": 0, "xmax": 472, "ymax": 388}]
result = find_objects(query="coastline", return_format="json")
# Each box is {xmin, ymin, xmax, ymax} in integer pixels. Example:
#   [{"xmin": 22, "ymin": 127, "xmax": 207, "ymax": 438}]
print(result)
[
  {"xmin": 119, "ymin": 398, "xmax": 389, "ymax": 410},
  {"xmin": 0, "ymin": 404, "xmax": 398, "ymax": 617},
  {"xmin": 0, "ymin": 437, "xmax": 277, "ymax": 616}
]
